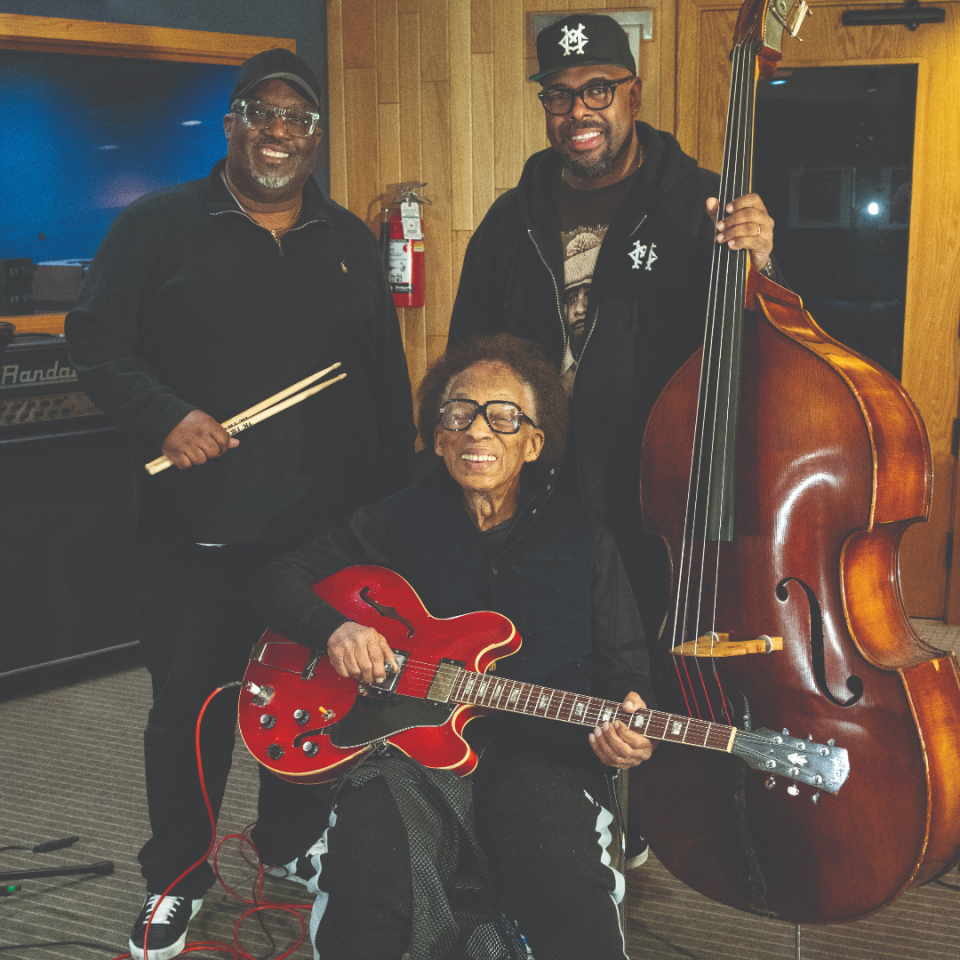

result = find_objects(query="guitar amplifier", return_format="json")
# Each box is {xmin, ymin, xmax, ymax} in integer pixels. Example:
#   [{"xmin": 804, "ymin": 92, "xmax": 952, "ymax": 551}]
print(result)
[
  {"xmin": 0, "ymin": 331, "xmax": 139, "ymax": 678},
  {"xmin": 0, "ymin": 333, "xmax": 109, "ymax": 439}
]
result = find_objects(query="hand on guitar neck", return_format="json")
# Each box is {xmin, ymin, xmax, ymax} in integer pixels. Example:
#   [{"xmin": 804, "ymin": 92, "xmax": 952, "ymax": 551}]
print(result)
[
  {"xmin": 326, "ymin": 616, "xmax": 655, "ymax": 771},
  {"xmin": 588, "ymin": 691, "xmax": 656, "ymax": 770}
]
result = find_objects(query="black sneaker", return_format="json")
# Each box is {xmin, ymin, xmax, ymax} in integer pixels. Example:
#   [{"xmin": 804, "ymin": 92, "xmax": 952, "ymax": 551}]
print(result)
[{"xmin": 128, "ymin": 893, "xmax": 203, "ymax": 960}]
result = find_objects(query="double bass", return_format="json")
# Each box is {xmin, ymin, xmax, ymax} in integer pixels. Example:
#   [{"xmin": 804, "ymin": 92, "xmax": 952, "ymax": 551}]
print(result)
[{"xmin": 630, "ymin": 0, "xmax": 960, "ymax": 924}]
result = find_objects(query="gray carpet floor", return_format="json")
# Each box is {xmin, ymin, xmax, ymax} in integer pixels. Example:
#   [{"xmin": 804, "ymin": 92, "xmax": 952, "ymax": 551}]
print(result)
[{"xmin": 2, "ymin": 620, "xmax": 960, "ymax": 960}]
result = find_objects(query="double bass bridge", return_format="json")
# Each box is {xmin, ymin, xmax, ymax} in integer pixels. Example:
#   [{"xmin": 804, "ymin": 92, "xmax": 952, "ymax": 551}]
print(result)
[{"xmin": 672, "ymin": 632, "xmax": 784, "ymax": 658}]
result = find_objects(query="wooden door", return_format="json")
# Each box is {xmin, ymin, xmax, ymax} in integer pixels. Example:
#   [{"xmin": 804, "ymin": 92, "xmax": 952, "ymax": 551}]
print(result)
[{"xmin": 677, "ymin": 0, "xmax": 960, "ymax": 618}]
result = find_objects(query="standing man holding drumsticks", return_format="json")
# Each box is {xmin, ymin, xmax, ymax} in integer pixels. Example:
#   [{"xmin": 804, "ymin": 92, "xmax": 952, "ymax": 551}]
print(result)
[{"xmin": 65, "ymin": 49, "xmax": 414, "ymax": 960}]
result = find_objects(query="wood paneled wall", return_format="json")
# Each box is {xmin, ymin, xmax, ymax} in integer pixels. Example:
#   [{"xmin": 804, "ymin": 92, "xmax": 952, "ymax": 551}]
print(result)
[{"xmin": 326, "ymin": 0, "xmax": 674, "ymax": 394}]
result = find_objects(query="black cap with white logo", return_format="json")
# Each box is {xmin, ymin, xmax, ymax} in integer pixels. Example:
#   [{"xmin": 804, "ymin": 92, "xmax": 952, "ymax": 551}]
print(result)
[{"xmin": 530, "ymin": 14, "xmax": 636, "ymax": 83}]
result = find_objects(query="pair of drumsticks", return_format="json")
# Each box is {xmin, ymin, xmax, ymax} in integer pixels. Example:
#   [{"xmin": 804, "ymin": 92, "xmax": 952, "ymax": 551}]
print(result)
[{"xmin": 145, "ymin": 362, "xmax": 346, "ymax": 475}]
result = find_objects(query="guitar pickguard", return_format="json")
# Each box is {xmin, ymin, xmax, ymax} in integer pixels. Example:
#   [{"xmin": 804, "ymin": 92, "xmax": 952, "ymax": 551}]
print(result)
[{"xmin": 328, "ymin": 694, "xmax": 456, "ymax": 748}]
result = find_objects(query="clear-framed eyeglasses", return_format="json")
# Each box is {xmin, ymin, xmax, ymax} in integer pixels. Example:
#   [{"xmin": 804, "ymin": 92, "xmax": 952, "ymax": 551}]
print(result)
[
  {"xmin": 230, "ymin": 98, "xmax": 321, "ymax": 138},
  {"xmin": 537, "ymin": 77, "xmax": 634, "ymax": 116},
  {"xmin": 439, "ymin": 399, "xmax": 540, "ymax": 434}
]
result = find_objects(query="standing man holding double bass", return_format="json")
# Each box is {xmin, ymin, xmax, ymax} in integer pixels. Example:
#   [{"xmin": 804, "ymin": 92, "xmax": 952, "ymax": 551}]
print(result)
[
  {"xmin": 449, "ymin": 14, "xmax": 780, "ymax": 643},
  {"xmin": 66, "ymin": 48, "xmax": 414, "ymax": 960}
]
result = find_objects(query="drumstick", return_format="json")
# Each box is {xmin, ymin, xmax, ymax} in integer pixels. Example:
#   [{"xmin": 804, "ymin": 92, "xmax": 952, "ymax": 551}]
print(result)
[
  {"xmin": 144, "ymin": 362, "xmax": 342, "ymax": 473},
  {"xmin": 145, "ymin": 370, "xmax": 347, "ymax": 475}
]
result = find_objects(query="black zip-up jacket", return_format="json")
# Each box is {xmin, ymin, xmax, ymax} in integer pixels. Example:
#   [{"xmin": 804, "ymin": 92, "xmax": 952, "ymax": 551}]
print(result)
[
  {"xmin": 449, "ymin": 123, "xmax": 782, "ymax": 631},
  {"xmin": 66, "ymin": 160, "xmax": 415, "ymax": 545},
  {"xmin": 251, "ymin": 464, "xmax": 653, "ymax": 765}
]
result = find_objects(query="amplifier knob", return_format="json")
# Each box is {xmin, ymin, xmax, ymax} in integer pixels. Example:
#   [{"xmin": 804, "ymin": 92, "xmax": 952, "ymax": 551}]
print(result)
[{"xmin": 266, "ymin": 744, "xmax": 284, "ymax": 760}]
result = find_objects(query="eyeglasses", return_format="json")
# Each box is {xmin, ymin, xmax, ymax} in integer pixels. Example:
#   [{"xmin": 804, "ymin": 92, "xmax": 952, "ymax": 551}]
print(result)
[
  {"xmin": 439, "ymin": 399, "xmax": 539, "ymax": 434},
  {"xmin": 231, "ymin": 98, "xmax": 321, "ymax": 138},
  {"xmin": 537, "ymin": 78, "xmax": 634, "ymax": 116}
]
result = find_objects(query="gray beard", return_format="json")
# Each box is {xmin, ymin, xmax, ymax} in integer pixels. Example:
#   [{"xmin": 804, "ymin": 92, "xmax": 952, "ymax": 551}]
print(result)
[{"xmin": 251, "ymin": 168, "xmax": 298, "ymax": 190}]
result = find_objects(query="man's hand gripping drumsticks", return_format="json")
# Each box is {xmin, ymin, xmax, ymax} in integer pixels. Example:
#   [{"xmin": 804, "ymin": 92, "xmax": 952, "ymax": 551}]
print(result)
[{"xmin": 146, "ymin": 362, "xmax": 346, "ymax": 474}]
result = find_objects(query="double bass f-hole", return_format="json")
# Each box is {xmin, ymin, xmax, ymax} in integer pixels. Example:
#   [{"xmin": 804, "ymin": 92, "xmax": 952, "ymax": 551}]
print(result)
[
  {"xmin": 776, "ymin": 577, "xmax": 863, "ymax": 707},
  {"xmin": 360, "ymin": 585, "xmax": 416, "ymax": 637}
]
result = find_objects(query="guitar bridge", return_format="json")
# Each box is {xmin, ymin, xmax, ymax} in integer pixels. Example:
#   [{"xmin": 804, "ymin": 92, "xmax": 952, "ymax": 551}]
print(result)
[{"xmin": 362, "ymin": 651, "xmax": 408, "ymax": 698}]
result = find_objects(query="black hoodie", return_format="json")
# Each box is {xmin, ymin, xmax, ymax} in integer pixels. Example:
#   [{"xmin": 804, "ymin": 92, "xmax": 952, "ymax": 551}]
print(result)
[{"xmin": 449, "ymin": 122, "xmax": 781, "ymax": 632}]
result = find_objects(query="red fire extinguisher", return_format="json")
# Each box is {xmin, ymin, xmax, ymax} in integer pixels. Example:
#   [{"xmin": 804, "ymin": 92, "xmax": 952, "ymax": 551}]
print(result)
[{"xmin": 381, "ymin": 183, "xmax": 431, "ymax": 308}]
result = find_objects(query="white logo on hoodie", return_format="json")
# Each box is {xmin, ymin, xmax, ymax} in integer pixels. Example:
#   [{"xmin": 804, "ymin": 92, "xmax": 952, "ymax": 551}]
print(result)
[{"xmin": 629, "ymin": 240, "xmax": 658, "ymax": 272}]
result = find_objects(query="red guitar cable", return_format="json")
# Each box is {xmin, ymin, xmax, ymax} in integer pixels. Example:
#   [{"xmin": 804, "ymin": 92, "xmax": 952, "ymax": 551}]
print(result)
[{"xmin": 110, "ymin": 681, "xmax": 312, "ymax": 960}]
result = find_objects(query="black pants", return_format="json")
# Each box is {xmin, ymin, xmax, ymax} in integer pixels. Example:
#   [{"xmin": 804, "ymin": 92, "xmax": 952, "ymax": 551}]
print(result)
[
  {"xmin": 137, "ymin": 539, "xmax": 327, "ymax": 898},
  {"xmin": 312, "ymin": 745, "xmax": 627, "ymax": 960}
]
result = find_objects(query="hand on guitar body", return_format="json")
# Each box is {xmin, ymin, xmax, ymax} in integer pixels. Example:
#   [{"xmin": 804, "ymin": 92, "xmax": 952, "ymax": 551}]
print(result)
[
  {"xmin": 588, "ymin": 692, "xmax": 656, "ymax": 770},
  {"xmin": 327, "ymin": 621, "xmax": 398, "ymax": 684}
]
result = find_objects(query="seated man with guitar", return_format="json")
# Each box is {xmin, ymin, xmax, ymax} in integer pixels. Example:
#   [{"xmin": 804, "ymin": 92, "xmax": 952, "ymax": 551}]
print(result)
[{"xmin": 250, "ymin": 333, "xmax": 655, "ymax": 960}]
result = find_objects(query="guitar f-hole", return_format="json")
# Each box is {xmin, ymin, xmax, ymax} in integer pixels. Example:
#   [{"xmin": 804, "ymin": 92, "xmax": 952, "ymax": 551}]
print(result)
[{"xmin": 360, "ymin": 586, "xmax": 416, "ymax": 637}]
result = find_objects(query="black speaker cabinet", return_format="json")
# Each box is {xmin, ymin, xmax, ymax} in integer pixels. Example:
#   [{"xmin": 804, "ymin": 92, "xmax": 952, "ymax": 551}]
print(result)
[{"xmin": 0, "ymin": 425, "xmax": 140, "ymax": 677}]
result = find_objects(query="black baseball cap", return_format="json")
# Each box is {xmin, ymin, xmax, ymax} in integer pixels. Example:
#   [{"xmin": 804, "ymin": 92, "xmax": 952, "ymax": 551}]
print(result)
[
  {"xmin": 530, "ymin": 14, "xmax": 636, "ymax": 83},
  {"xmin": 231, "ymin": 48, "xmax": 321, "ymax": 108}
]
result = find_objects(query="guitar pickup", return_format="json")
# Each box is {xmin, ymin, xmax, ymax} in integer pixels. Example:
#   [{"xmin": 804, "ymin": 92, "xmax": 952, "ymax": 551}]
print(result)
[{"xmin": 364, "ymin": 651, "xmax": 408, "ymax": 698}]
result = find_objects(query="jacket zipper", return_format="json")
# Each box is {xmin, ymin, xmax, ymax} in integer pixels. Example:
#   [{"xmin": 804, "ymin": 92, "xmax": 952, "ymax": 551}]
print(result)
[
  {"xmin": 576, "ymin": 213, "xmax": 649, "ymax": 364},
  {"xmin": 527, "ymin": 210, "xmax": 650, "ymax": 365},
  {"xmin": 211, "ymin": 209, "xmax": 323, "ymax": 257},
  {"xmin": 528, "ymin": 229, "xmax": 568, "ymax": 356}
]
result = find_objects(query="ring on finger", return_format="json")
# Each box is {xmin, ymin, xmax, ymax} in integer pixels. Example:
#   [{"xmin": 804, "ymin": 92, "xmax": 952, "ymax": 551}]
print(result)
[{"xmin": 757, "ymin": 224, "xmax": 762, "ymax": 236}]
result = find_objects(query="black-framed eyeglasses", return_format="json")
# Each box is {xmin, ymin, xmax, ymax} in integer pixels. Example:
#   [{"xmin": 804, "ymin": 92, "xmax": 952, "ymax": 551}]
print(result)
[
  {"xmin": 231, "ymin": 98, "xmax": 321, "ymax": 138},
  {"xmin": 537, "ymin": 78, "xmax": 634, "ymax": 116},
  {"xmin": 439, "ymin": 399, "xmax": 539, "ymax": 434}
]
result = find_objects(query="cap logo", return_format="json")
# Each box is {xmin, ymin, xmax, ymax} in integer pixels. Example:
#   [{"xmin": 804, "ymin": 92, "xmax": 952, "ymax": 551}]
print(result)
[{"xmin": 559, "ymin": 22, "xmax": 589, "ymax": 57}]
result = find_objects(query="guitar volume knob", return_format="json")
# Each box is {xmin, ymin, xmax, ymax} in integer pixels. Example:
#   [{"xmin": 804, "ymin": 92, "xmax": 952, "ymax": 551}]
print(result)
[
  {"xmin": 294, "ymin": 709, "xmax": 310, "ymax": 725},
  {"xmin": 266, "ymin": 744, "xmax": 284, "ymax": 760},
  {"xmin": 260, "ymin": 714, "xmax": 276, "ymax": 729},
  {"xmin": 302, "ymin": 741, "xmax": 319, "ymax": 756}
]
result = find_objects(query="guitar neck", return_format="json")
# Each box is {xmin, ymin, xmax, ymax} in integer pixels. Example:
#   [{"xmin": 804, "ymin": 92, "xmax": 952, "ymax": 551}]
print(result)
[{"xmin": 450, "ymin": 670, "xmax": 737, "ymax": 753}]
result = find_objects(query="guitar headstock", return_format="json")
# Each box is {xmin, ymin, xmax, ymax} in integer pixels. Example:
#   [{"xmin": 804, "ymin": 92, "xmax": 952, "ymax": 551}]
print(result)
[{"xmin": 732, "ymin": 727, "xmax": 851, "ymax": 795}]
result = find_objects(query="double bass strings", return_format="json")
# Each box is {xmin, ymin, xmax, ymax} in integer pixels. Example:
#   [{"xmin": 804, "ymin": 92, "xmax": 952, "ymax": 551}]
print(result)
[{"xmin": 673, "ymin": 36, "xmax": 757, "ymax": 726}]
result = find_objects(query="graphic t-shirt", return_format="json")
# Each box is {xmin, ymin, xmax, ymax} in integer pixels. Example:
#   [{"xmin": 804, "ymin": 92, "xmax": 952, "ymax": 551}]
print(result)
[{"xmin": 555, "ymin": 166, "xmax": 642, "ymax": 393}]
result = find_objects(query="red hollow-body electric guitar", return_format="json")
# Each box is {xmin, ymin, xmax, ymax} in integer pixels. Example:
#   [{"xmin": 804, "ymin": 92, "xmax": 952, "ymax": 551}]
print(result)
[{"xmin": 238, "ymin": 566, "xmax": 849, "ymax": 792}]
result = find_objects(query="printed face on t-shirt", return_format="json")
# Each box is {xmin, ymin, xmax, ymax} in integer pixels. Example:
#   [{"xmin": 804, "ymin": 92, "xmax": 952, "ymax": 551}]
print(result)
[{"xmin": 561, "ymin": 226, "xmax": 605, "ymax": 365}]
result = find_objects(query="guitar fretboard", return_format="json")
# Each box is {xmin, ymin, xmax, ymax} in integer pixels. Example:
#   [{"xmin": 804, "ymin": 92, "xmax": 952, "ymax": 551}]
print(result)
[{"xmin": 450, "ymin": 669, "xmax": 736, "ymax": 752}]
